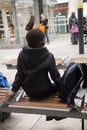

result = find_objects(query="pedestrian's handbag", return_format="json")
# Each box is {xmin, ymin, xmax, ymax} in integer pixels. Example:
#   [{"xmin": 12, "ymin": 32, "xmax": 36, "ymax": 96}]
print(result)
[
  {"xmin": 38, "ymin": 24, "xmax": 45, "ymax": 33},
  {"xmin": 71, "ymin": 24, "xmax": 78, "ymax": 33}
]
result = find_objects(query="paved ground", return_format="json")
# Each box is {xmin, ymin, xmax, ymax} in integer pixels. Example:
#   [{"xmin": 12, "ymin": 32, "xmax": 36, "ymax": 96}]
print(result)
[{"xmin": 0, "ymin": 33, "xmax": 87, "ymax": 130}]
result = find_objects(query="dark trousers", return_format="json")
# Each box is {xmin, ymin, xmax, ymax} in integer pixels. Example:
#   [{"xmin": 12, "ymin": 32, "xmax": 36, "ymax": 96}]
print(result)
[
  {"xmin": 71, "ymin": 32, "xmax": 78, "ymax": 44},
  {"xmin": 30, "ymin": 83, "xmax": 58, "ymax": 99}
]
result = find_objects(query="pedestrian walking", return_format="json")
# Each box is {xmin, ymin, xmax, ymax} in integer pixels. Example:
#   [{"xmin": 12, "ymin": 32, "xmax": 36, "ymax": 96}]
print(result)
[
  {"xmin": 40, "ymin": 14, "xmax": 50, "ymax": 44},
  {"xmin": 83, "ymin": 17, "xmax": 87, "ymax": 44},
  {"xmin": 69, "ymin": 12, "xmax": 78, "ymax": 44}
]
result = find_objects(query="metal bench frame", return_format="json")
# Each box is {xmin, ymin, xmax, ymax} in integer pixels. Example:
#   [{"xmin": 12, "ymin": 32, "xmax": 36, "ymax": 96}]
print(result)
[{"xmin": 0, "ymin": 94, "xmax": 87, "ymax": 130}]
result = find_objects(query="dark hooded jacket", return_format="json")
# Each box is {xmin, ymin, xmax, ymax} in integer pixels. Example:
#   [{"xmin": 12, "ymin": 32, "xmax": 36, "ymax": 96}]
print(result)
[
  {"xmin": 69, "ymin": 15, "xmax": 77, "ymax": 30},
  {"xmin": 12, "ymin": 46, "xmax": 61, "ymax": 98}
]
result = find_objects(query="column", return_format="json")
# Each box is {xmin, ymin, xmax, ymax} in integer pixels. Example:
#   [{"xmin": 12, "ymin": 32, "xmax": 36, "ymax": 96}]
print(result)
[
  {"xmin": 33, "ymin": 0, "xmax": 40, "ymax": 25},
  {"xmin": 34, "ymin": 0, "xmax": 43, "ymax": 24},
  {"xmin": 69, "ymin": 0, "xmax": 82, "ymax": 17},
  {"xmin": 2, "ymin": 9, "xmax": 9, "ymax": 42},
  {"xmin": 38, "ymin": 0, "xmax": 43, "ymax": 17},
  {"xmin": 11, "ymin": 0, "xmax": 20, "ymax": 44},
  {"xmin": 78, "ymin": 0, "xmax": 84, "ymax": 54}
]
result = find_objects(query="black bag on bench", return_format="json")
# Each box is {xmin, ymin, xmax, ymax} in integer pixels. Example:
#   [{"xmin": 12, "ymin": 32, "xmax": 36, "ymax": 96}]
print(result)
[{"xmin": 59, "ymin": 62, "xmax": 87, "ymax": 105}]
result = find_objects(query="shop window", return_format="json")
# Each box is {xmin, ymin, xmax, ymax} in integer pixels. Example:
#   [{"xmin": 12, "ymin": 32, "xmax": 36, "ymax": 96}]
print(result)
[
  {"xmin": 6, "ymin": 11, "xmax": 14, "ymax": 33},
  {"xmin": 0, "ymin": 10, "xmax": 4, "ymax": 39}
]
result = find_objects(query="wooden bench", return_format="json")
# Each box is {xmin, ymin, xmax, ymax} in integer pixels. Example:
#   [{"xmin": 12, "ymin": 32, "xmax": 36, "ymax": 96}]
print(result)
[
  {"xmin": 4, "ymin": 57, "xmax": 87, "ymax": 70},
  {"xmin": 3, "ymin": 57, "xmax": 67, "ymax": 70},
  {"xmin": 4, "ymin": 58, "xmax": 64, "ymax": 69},
  {"xmin": 70, "ymin": 57, "xmax": 87, "ymax": 63},
  {"xmin": 1, "ymin": 58, "xmax": 87, "ymax": 129},
  {"xmin": 0, "ymin": 88, "xmax": 87, "ymax": 130},
  {"xmin": 3, "ymin": 59, "xmax": 17, "ymax": 69}
]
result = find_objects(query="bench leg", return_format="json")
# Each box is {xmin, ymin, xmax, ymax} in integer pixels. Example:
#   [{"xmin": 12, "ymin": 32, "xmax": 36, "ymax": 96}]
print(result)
[
  {"xmin": 0, "ymin": 113, "xmax": 5, "ymax": 123},
  {"xmin": 82, "ymin": 119, "xmax": 84, "ymax": 130}
]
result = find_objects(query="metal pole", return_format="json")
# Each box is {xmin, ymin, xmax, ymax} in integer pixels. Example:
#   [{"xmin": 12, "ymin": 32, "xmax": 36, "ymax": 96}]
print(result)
[
  {"xmin": 82, "ymin": 119, "xmax": 84, "ymax": 130},
  {"xmin": 78, "ymin": 2, "xmax": 84, "ymax": 54}
]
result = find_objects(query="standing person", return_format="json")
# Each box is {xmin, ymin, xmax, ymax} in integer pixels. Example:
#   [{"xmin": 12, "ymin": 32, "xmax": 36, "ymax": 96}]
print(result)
[
  {"xmin": 69, "ymin": 12, "xmax": 78, "ymax": 44},
  {"xmin": 25, "ymin": 15, "xmax": 35, "ymax": 31},
  {"xmin": 40, "ymin": 14, "xmax": 50, "ymax": 44},
  {"xmin": 83, "ymin": 17, "xmax": 87, "ymax": 44},
  {"xmin": 83, "ymin": 17, "xmax": 87, "ymax": 43},
  {"xmin": 7, "ymin": 29, "xmax": 61, "ymax": 101}
]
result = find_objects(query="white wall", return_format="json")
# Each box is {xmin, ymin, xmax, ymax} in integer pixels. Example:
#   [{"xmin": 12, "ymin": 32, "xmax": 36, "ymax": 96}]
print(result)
[
  {"xmin": 47, "ymin": 0, "xmax": 69, "ymax": 4},
  {"xmin": 58, "ymin": 0, "xmax": 69, "ymax": 4},
  {"xmin": 83, "ymin": 3, "xmax": 87, "ymax": 17}
]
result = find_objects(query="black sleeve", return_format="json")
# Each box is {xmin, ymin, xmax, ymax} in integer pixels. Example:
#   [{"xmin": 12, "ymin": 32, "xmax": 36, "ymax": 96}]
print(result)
[
  {"xmin": 44, "ymin": 19, "xmax": 48, "ymax": 26},
  {"xmin": 48, "ymin": 54, "xmax": 62, "ymax": 87},
  {"xmin": 40, "ymin": 19, "xmax": 48, "ymax": 26},
  {"xmin": 11, "ymin": 53, "xmax": 24, "ymax": 92},
  {"xmin": 45, "ymin": 19, "xmax": 48, "ymax": 25}
]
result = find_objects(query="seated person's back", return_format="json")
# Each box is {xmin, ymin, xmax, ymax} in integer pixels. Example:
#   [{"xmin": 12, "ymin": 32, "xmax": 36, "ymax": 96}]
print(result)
[{"xmin": 7, "ymin": 29, "xmax": 61, "ymax": 99}]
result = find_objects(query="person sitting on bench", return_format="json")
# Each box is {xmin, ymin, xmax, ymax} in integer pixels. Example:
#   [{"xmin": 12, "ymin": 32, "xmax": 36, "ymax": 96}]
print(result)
[{"xmin": 7, "ymin": 28, "xmax": 61, "ymax": 101}]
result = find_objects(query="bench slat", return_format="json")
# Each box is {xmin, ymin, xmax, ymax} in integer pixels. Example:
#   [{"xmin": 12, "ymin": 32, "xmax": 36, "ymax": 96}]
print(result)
[
  {"xmin": 0, "ymin": 88, "xmax": 67, "ymax": 109},
  {"xmin": 0, "ymin": 88, "xmax": 87, "ymax": 110}
]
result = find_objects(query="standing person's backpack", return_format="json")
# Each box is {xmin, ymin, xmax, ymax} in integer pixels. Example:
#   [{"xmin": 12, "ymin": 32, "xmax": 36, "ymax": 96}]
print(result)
[{"xmin": 59, "ymin": 62, "xmax": 85, "ymax": 105}]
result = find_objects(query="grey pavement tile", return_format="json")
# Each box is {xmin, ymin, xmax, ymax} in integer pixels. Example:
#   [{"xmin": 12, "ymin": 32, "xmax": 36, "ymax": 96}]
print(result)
[
  {"xmin": 0, "ymin": 113, "xmax": 42, "ymax": 130},
  {"xmin": 33, "ymin": 116, "xmax": 85, "ymax": 130}
]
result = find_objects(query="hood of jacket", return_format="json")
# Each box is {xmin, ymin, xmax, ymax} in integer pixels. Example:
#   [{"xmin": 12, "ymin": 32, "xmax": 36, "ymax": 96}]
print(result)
[{"xmin": 19, "ymin": 46, "xmax": 49, "ymax": 69}]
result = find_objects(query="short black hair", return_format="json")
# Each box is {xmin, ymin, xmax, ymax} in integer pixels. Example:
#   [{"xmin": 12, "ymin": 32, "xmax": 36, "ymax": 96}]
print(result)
[{"xmin": 26, "ymin": 29, "xmax": 45, "ymax": 48}]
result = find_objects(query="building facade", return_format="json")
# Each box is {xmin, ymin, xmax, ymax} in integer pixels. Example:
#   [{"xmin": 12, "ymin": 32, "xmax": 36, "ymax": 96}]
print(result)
[
  {"xmin": 0, "ymin": 0, "xmax": 87, "ymax": 44},
  {"xmin": 47, "ymin": 0, "xmax": 87, "ymax": 33},
  {"xmin": 0, "ymin": 0, "xmax": 43, "ymax": 44}
]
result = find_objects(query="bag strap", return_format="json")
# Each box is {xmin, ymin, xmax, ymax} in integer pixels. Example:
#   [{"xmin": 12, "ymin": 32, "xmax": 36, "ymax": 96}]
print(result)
[
  {"xmin": 64, "ymin": 63, "xmax": 78, "ymax": 84},
  {"xmin": 67, "ymin": 63, "xmax": 84, "ymax": 105},
  {"xmin": 77, "ymin": 64, "xmax": 84, "ymax": 78}
]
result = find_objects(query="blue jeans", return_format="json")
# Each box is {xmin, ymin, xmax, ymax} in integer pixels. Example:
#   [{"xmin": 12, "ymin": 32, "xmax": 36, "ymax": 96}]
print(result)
[
  {"xmin": 45, "ymin": 28, "xmax": 49, "ymax": 44},
  {"xmin": 70, "ymin": 32, "xmax": 78, "ymax": 44}
]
